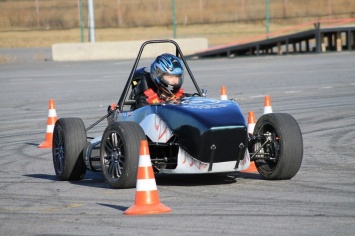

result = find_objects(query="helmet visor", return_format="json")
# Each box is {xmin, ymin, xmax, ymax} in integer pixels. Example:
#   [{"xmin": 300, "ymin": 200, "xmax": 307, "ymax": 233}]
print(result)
[{"xmin": 160, "ymin": 73, "xmax": 184, "ymax": 94}]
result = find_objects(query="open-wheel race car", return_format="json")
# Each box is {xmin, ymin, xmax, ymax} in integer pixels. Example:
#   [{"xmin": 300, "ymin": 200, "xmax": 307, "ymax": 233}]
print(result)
[{"xmin": 52, "ymin": 39, "xmax": 303, "ymax": 189}]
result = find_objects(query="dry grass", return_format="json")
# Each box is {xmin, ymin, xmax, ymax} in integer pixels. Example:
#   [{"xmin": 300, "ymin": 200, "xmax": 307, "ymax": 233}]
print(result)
[
  {"xmin": 0, "ymin": 22, "xmax": 320, "ymax": 48},
  {"xmin": 0, "ymin": 0, "xmax": 355, "ymax": 48},
  {"xmin": 1, "ymin": 0, "xmax": 354, "ymax": 29}
]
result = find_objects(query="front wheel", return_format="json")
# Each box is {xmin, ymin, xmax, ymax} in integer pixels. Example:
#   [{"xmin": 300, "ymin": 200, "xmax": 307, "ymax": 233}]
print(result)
[
  {"xmin": 100, "ymin": 121, "xmax": 146, "ymax": 189},
  {"xmin": 52, "ymin": 118, "xmax": 87, "ymax": 181},
  {"xmin": 253, "ymin": 113, "xmax": 303, "ymax": 180}
]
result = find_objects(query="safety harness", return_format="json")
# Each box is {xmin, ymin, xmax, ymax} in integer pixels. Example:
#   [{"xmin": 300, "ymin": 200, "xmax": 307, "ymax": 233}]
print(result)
[{"xmin": 144, "ymin": 88, "xmax": 184, "ymax": 104}]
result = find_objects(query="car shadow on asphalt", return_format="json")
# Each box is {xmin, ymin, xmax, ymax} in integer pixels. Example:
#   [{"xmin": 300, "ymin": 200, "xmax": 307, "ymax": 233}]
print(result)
[
  {"xmin": 155, "ymin": 172, "xmax": 262, "ymax": 186},
  {"xmin": 68, "ymin": 171, "xmax": 110, "ymax": 189},
  {"xmin": 24, "ymin": 171, "xmax": 262, "ymax": 189},
  {"xmin": 24, "ymin": 171, "xmax": 111, "ymax": 189},
  {"xmin": 24, "ymin": 173, "xmax": 58, "ymax": 181}
]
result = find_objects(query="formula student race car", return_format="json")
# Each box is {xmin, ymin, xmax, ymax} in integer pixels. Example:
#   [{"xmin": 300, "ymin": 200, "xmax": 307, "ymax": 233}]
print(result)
[{"xmin": 52, "ymin": 39, "xmax": 303, "ymax": 189}]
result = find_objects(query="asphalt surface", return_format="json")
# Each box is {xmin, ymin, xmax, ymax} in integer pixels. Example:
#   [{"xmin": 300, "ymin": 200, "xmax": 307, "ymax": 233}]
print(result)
[{"xmin": 0, "ymin": 51, "xmax": 355, "ymax": 236}]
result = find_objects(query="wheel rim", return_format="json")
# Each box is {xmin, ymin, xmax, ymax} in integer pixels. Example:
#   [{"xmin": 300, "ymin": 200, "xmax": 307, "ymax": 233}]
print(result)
[
  {"xmin": 255, "ymin": 123, "xmax": 280, "ymax": 169},
  {"xmin": 53, "ymin": 126, "xmax": 65, "ymax": 174},
  {"xmin": 102, "ymin": 131, "xmax": 125, "ymax": 181}
]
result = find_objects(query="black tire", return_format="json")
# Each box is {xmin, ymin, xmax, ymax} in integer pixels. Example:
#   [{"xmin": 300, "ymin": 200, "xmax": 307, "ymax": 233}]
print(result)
[
  {"xmin": 52, "ymin": 118, "xmax": 87, "ymax": 181},
  {"xmin": 253, "ymin": 113, "xmax": 303, "ymax": 180},
  {"xmin": 100, "ymin": 121, "xmax": 146, "ymax": 189}
]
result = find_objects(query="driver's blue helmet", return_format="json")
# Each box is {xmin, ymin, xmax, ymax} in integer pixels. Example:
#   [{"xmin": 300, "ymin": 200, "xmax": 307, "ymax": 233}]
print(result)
[{"xmin": 150, "ymin": 53, "xmax": 184, "ymax": 95}]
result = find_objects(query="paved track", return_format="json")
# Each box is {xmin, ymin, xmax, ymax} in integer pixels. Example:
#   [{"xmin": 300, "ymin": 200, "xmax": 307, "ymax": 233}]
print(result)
[{"xmin": 0, "ymin": 52, "xmax": 355, "ymax": 235}]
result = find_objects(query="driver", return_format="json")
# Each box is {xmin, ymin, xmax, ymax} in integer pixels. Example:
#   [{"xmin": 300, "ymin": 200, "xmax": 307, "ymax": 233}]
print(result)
[{"xmin": 132, "ymin": 53, "xmax": 185, "ymax": 109}]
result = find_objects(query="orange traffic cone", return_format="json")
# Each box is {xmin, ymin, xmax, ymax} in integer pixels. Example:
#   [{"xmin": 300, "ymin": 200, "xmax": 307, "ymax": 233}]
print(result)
[
  {"xmin": 263, "ymin": 95, "xmax": 273, "ymax": 114},
  {"xmin": 247, "ymin": 111, "xmax": 256, "ymax": 134},
  {"xmin": 220, "ymin": 85, "xmax": 228, "ymax": 100},
  {"xmin": 38, "ymin": 99, "xmax": 58, "ymax": 148},
  {"xmin": 241, "ymin": 161, "xmax": 258, "ymax": 173},
  {"xmin": 242, "ymin": 111, "xmax": 258, "ymax": 173},
  {"xmin": 124, "ymin": 140, "xmax": 171, "ymax": 215}
]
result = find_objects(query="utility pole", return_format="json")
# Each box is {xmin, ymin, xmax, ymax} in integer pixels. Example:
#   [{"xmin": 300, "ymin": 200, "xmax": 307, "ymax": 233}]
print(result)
[
  {"xmin": 87, "ymin": 0, "xmax": 96, "ymax": 42},
  {"xmin": 79, "ymin": 0, "xmax": 84, "ymax": 42},
  {"xmin": 35, "ymin": 0, "xmax": 40, "ymax": 27},
  {"xmin": 266, "ymin": 0, "xmax": 270, "ymax": 38},
  {"xmin": 172, "ymin": 0, "xmax": 176, "ymax": 38}
]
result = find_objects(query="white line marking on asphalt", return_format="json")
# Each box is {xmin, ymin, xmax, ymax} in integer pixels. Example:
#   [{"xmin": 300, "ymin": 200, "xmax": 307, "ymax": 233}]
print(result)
[{"xmin": 249, "ymin": 95, "xmax": 265, "ymax": 98}]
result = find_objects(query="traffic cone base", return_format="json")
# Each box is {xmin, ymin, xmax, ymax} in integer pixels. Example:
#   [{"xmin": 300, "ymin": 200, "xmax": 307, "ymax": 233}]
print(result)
[
  {"xmin": 241, "ymin": 162, "xmax": 258, "ymax": 173},
  {"xmin": 125, "ymin": 202, "xmax": 172, "ymax": 215},
  {"xmin": 38, "ymin": 135, "xmax": 52, "ymax": 148},
  {"xmin": 38, "ymin": 99, "xmax": 58, "ymax": 149},
  {"xmin": 124, "ymin": 140, "xmax": 171, "ymax": 215}
]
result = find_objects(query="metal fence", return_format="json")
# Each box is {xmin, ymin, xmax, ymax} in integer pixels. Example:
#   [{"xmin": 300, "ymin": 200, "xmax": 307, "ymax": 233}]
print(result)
[
  {"xmin": 1, "ymin": 0, "xmax": 355, "ymax": 52},
  {"xmin": 1, "ymin": 0, "xmax": 354, "ymax": 30}
]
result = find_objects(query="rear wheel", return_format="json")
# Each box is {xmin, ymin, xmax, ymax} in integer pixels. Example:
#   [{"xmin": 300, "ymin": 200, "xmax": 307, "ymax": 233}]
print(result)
[
  {"xmin": 253, "ymin": 113, "xmax": 303, "ymax": 180},
  {"xmin": 100, "ymin": 121, "xmax": 146, "ymax": 189},
  {"xmin": 52, "ymin": 118, "xmax": 87, "ymax": 181}
]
